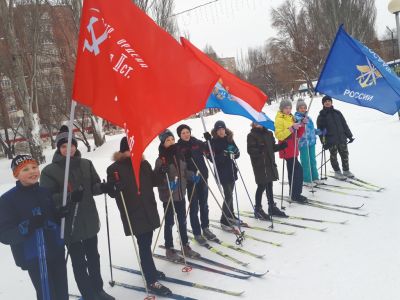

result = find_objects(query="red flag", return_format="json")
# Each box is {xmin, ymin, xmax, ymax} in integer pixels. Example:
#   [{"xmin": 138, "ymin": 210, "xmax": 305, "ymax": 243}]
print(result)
[
  {"xmin": 73, "ymin": 0, "xmax": 218, "ymax": 186},
  {"xmin": 181, "ymin": 38, "xmax": 268, "ymax": 111}
]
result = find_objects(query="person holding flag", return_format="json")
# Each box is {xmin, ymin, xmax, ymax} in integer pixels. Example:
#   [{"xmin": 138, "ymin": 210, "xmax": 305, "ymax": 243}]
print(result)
[
  {"xmin": 275, "ymin": 100, "xmax": 308, "ymax": 203},
  {"xmin": 106, "ymin": 137, "xmax": 172, "ymax": 296},
  {"xmin": 317, "ymin": 96, "xmax": 355, "ymax": 179},
  {"xmin": 40, "ymin": 126, "xmax": 114, "ymax": 300},
  {"xmin": 0, "ymin": 155, "xmax": 69, "ymax": 300}
]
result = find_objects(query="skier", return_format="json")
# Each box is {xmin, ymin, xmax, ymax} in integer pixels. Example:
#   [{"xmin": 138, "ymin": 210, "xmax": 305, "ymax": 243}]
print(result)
[
  {"xmin": 176, "ymin": 124, "xmax": 217, "ymax": 244},
  {"xmin": 247, "ymin": 122, "xmax": 288, "ymax": 219},
  {"xmin": 295, "ymin": 99, "xmax": 321, "ymax": 185},
  {"xmin": 40, "ymin": 126, "xmax": 114, "ymax": 300},
  {"xmin": 317, "ymin": 95, "xmax": 355, "ymax": 179},
  {"xmin": 106, "ymin": 137, "xmax": 172, "ymax": 296},
  {"xmin": 154, "ymin": 129, "xmax": 200, "ymax": 261},
  {"xmin": 0, "ymin": 155, "xmax": 69, "ymax": 300},
  {"xmin": 209, "ymin": 120, "xmax": 240, "ymax": 228},
  {"xmin": 275, "ymin": 100, "xmax": 308, "ymax": 203}
]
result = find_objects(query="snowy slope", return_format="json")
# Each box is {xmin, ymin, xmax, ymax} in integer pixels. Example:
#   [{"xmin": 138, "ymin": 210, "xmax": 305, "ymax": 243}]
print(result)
[{"xmin": 1, "ymin": 97, "xmax": 399, "ymax": 300}]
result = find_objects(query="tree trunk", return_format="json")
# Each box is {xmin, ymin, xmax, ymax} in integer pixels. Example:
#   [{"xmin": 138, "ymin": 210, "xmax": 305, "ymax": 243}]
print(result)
[
  {"xmin": 0, "ymin": 0, "xmax": 45, "ymax": 163},
  {"xmin": 90, "ymin": 115, "xmax": 105, "ymax": 147}
]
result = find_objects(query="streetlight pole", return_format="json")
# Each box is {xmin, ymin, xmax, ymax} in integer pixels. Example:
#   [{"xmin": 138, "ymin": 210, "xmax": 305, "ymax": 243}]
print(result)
[
  {"xmin": 386, "ymin": 26, "xmax": 396, "ymax": 63},
  {"xmin": 388, "ymin": 0, "xmax": 400, "ymax": 119}
]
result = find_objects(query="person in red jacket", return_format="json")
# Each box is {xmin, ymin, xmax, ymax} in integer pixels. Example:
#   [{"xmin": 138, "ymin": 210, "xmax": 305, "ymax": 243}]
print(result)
[{"xmin": 275, "ymin": 100, "xmax": 308, "ymax": 203}]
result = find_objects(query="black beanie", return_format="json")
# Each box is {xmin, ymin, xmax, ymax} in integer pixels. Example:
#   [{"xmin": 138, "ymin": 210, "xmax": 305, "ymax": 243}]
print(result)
[
  {"xmin": 120, "ymin": 137, "xmax": 129, "ymax": 153},
  {"xmin": 158, "ymin": 129, "xmax": 174, "ymax": 144},
  {"xmin": 11, "ymin": 154, "xmax": 37, "ymax": 176},
  {"xmin": 322, "ymin": 95, "xmax": 332, "ymax": 104},
  {"xmin": 55, "ymin": 125, "xmax": 77, "ymax": 150},
  {"xmin": 176, "ymin": 124, "xmax": 191, "ymax": 137},
  {"xmin": 214, "ymin": 120, "xmax": 226, "ymax": 131}
]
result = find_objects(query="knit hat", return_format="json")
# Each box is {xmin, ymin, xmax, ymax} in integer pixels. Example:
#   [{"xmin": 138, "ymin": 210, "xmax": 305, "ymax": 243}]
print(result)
[
  {"xmin": 159, "ymin": 129, "xmax": 174, "ymax": 144},
  {"xmin": 55, "ymin": 125, "xmax": 77, "ymax": 150},
  {"xmin": 214, "ymin": 120, "xmax": 226, "ymax": 131},
  {"xmin": 176, "ymin": 124, "xmax": 191, "ymax": 138},
  {"xmin": 279, "ymin": 99, "xmax": 292, "ymax": 111},
  {"xmin": 296, "ymin": 99, "xmax": 307, "ymax": 111},
  {"xmin": 11, "ymin": 154, "xmax": 38, "ymax": 177},
  {"xmin": 322, "ymin": 95, "xmax": 332, "ymax": 104},
  {"xmin": 120, "ymin": 137, "xmax": 129, "ymax": 153}
]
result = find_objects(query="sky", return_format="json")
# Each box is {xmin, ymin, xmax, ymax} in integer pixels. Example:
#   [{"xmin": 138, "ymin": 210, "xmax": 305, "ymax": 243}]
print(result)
[{"xmin": 173, "ymin": 0, "xmax": 397, "ymax": 58}]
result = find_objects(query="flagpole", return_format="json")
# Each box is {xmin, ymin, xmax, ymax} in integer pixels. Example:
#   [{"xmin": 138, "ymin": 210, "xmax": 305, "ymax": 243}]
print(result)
[{"xmin": 60, "ymin": 100, "xmax": 77, "ymax": 239}]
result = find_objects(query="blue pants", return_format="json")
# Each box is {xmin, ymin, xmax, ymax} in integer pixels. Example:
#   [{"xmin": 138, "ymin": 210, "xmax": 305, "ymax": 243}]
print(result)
[
  {"xmin": 187, "ymin": 180, "xmax": 209, "ymax": 236},
  {"xmin": 299, "ymin": 144, "xmax": 319, "ymax": 183},
  {"xmin": 136, "ymin": 231, "xmax": 158, "ymax": 285},
  {"xmin": 163, "ymin": 200, "xmax": 188, "ymax": 249}
]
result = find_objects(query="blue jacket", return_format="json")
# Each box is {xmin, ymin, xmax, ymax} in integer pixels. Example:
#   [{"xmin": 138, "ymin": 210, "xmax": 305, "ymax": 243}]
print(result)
[
  {"xmin": 177, "ymin": 137, "xmax": 209, "ymax": 180},
  {"xmin": 294, "ymin": 112, "xmax": 320, "ymax": 148},
  {"xmin": 0, "ymin": 182, "xmax": 64, "ymax": 270}
]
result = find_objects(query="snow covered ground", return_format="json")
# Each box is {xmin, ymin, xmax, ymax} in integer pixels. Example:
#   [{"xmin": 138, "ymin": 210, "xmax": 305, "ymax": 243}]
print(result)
[{"xmin": 1, "ymin": 97, "xmax": 400, "ymax": 300}]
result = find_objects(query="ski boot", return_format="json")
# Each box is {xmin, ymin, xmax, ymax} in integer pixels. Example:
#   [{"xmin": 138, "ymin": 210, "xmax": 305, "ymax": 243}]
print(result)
[
  {"xmin": 183, "ymin": 244, "xmax": 201, "ymax": 258},
  {"xmin": 194, "ymin": 235, "xmax": 207, "ymax": 245},
  {"xmin": 268, "ymin": 204, "xmax": 288, "ymax": 218},
  {"xmin": 166, "ymin": 248, "xmax": 183, "ymax": 262},
  {"xmin": 343, "ymin": 170, "xmax": 354, "ymax": 178},
  {"xmin": 95, "ymin": 290, "xmax": 115, "ymax": 300},
  {"xmin": 291, "ymin": 195, "xmax": 308, "ymax": 203},
  {"xmin": 156, "ymin": 270, "xmax": 166, "ymax": 280},
  {"xmin": 148, "ymin": 281, "xmax": 172, "ymax": 296},
  {"xmin": 254, "ymin": 206, "xmax": 270, "ymax": 221},
  {"xmin": 202, "ymin": 227, "xmax": 217, "ymax": 240},
  {"xmin": 333, "ymin": 170, "xmax": 346, "ymax": 180}
]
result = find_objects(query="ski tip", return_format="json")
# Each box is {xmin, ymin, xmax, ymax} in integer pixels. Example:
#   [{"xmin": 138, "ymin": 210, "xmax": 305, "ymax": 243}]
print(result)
[
  {"xmin": 341, "ymin": 220, "xmax": 349, "ymax": 225},
  {"xmin": 320, "ymin": 228, "xmax": 328, "ymax": 232}
]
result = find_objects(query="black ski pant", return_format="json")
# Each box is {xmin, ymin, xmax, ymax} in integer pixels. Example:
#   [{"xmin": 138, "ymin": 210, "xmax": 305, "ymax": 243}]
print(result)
[
  {"xmin": 27, "ymin": 253, "xmax": 69, "ymax": 300},
  {"xmin": 255, "ymin": 182, "xmax": 274, "ymax": 209},
  {"xmin": 285, "ymin": 157, "xmax": 303, "ymax": 200},
  {"xmin": 136, "ymin": 230, "xmax": 158, "ymax": 285},
  {"xmin": 187, "ymin": 180, "xmax": 209, "ymax": 236},
  {"xmin": 220, "ymin": 182, "xmax": 235, "ymax": 224},
  {"xmin": 163, "ymin": 200, "xmax": 188, "ymax": 249},
  {"xmin": 68, "ymin": 235, "xmax": 103, "ymax": 300}
]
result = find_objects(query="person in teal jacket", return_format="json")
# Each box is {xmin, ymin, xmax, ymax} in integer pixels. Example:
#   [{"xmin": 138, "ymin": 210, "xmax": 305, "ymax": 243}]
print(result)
[{"xmin": 295, "ymin": 99, "xmax": 321, "ymax": 185}]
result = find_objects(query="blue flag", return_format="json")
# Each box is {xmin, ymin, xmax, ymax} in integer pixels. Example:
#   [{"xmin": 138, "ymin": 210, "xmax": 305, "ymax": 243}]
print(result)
[
  {"xmin": 206, "ymin": 82, "xmax": 275, "ymax": 131},
  {"xmin": 315, "ymin": 25, "xmax": 400, "ymax": 115}
]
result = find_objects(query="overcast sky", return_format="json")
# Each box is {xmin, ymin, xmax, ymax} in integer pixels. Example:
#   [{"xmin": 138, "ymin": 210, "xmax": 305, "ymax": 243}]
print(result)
[{"xmin": 173, "ymin": 0, "xmax": 397, "ymax": 58}]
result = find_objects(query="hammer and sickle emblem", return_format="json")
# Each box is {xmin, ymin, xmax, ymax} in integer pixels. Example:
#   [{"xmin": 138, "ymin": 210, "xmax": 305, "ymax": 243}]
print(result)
[{"xmin": 83, "ymin": 16, "xmax": 108, "ymax": 56}]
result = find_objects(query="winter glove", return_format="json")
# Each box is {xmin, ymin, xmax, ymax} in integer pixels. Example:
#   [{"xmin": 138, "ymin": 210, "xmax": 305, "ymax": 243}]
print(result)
[
  {"xmin": 100, "ymin": 181, "xmax": 119, "ymax": 194},
  {"xmin": 347, "ymin": 137, "xmax": 355, "ymax": 144},
  {"xmin": 203, "ymin": 132, "xmax": 212, "ymax": 141},
  {"xmin": 323, "ymin": 143, "xmax": 330, "ymax": 150},
  {"xmin": 18, "ymin": 215, "xmax": 46, "ymax": 236},
  {"xmin": 191, "ymin": 174, "xmax": 201, "ymax": 184},
  {"xmin": 70, "ymin": 186, "xmax": 84, "ymax": 203},
  {"xmin": 168, "ymin": 180, "xmax": 178, "ymax": 191},
  {"xmin": 289, "ymin": 123, "xmax": 302, "ymax": 132},
  {"xmin": 301, "ymin": 116, "xmax": 309, "ymax": 124},
  {"xmin": 278, "ymin": 141, "xmax": 288, "ymax": 151},
  {"xmin": 159, "ymin": 164, "xmax": 169, "ymax": 175},
  {"xmin": 57, "ymin": 205, "xmax": 70, "ymax": 219}
]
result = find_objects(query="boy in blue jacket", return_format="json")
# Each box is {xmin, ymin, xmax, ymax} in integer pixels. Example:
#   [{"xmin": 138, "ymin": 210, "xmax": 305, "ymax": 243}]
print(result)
[{"xmin": 0, "ymin": 155, "xmax": 68, "ymax": 300}]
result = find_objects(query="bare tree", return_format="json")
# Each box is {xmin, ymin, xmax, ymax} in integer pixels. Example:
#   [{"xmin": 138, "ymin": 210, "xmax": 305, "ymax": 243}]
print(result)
[
  {"xmin": 0, "ymin": 0, "xmax": 45, "ymax": 162},
  {"xmin": 151, "ymin": 0, "xmax": 179, "ymax": 37}
]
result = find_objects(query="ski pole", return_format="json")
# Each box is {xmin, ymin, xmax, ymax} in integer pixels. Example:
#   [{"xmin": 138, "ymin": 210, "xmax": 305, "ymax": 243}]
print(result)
[
  {"xmin": 152, "ymin": 191, "xmax": 172, "ymax": 255},
  {"xmin": 233, "ymin": 158, "xmax": 255, "ymax": 210},
  {"xmin": 191, "ymin": 158, "xmax": 244, "ymax": 245},
  {"xmin": 166, "ymin": 174, "xmax": 192, "ymax": 273},
  {"xmin": 113, "ymin": 172, "xmax": 154, "ymax": 300},
  {"xmin": 103, "ymin": 179, "xmax": 114, "ymax": 287},
  {"xmin": 33, "ymin": 207, "xmax": 51, "ymax": 300},
  {"xmin": 185, "ymin": 171, "xmax": 199, "ymax": 219},
  {"xmin": 280, "ymin": 159, "xmax": 285, "ymax": 210},
  {"xmin": 230, "ymin": 153, "xmax": 242, "ymax": 237}
]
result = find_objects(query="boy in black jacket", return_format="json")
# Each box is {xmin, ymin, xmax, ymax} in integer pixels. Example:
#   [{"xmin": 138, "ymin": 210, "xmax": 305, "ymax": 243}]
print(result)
[
  {"xmin": 317, "ymin": 96, "xmax": 355, "ymax": 179},
  {"xmin": 0, "ymin": 155, "xmax": 68, "ymax": 300}
]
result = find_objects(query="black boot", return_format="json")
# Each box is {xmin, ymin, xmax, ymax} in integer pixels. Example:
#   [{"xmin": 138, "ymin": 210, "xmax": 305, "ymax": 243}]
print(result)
[
  {"xmin": 268, "ymin": 203, "xmax": 288, "ymax": 218},
  {"xmin": 95, "ymin": 290, "xmax": 115, "ymax": 300},
  {"xmin": 148, "ymin": 281, "xmax": 172, "ymax": 296},
  {"xmin": 156, "ymin": 270, "xmax": 166, "ymax": 280},
  {"xmin": 254, "ymin": 206, "xmax": 270, "ymax": 221}
]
